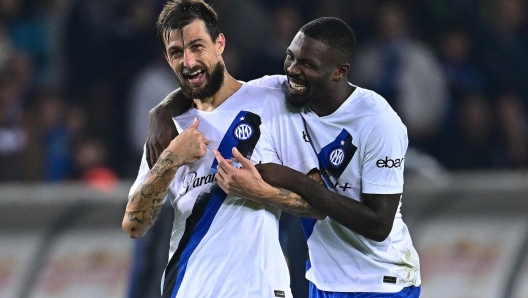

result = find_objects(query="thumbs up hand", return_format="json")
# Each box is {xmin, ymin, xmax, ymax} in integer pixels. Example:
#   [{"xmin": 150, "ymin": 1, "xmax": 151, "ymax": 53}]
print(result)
[{"xmin": 165, "ymin": 117, "xmax": 209, "ymax": 166}]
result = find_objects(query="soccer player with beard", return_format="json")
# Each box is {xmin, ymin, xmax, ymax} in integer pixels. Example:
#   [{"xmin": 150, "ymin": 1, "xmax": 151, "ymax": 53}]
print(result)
[
  {"xmin": 146, "ymin": 17, "xmax": 422, "ymax": 298},
  {"xmin": 122, "ymin": 1, "xmax": 325, "ymax": 297}
]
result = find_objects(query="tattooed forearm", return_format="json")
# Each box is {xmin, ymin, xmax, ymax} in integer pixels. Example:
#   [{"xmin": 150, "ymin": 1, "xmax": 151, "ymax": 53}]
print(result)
[
  {"xmin": 127, "ymin": 210, "xmax": 147, "ymax": 223},
  {"xmin": 275, "ymin": 188, "xmax": 324, "ymax": 218},
  {"xmin": 141, "ymin": 184, "xmax": 155, "ymax": 197},
  {"xmin": 124, "ymin": 151, "xmax": 180, "ymax": 237},
  {"xmin": 149, "ymin": 150, "xmax": 181, "ymax": 178},
  {"xmin": 150, "ymin": 197, "xmax": 164, "ymax": 221},
  {"xmin": 151, "ymin": 206, "xmax": 162, "ymax": 222}
]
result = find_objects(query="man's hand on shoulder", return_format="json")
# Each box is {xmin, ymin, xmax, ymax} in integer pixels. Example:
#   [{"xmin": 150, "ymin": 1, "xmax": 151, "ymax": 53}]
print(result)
[{"xmin": 146, "ymin": 88, "xmax": 193, "ymax": 168}]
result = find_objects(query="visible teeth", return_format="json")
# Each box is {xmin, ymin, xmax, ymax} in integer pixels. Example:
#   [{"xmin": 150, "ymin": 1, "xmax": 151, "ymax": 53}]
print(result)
[
  {"xmin": 190, "ymin": 70, "xmax": 202, "ymax": 76},
  {"xmin": 289, "ymin": 80, "xmax": 305, "ymax": 91}
]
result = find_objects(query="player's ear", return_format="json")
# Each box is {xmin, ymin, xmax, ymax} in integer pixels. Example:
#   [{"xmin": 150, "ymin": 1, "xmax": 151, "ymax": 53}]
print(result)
[
  {"xmin": 216, "ymin": 33, "xmax": 225, "ymax": 56},
  {"xmin": 334, "ymin": 63, "xmax": 350, "ymax": 81}
]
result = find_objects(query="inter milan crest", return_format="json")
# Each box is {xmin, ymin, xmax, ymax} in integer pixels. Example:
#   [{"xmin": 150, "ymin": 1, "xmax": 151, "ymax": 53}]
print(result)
[
  {"xmin": 329, "ymin": 147, "xmax": 345, "ymax": 167},
  {"xmin": 233, "ymin": 122, "xmax": 254, "ymax": 141},
  {"xmin": 317, "ymin": 129, "xmax": 356, "ymax": 181}
]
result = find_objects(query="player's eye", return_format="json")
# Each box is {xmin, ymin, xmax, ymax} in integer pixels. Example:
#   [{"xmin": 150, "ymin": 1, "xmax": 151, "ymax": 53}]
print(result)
[{"xmin": 170, "ymin": 50, "xmax": 182, "ymax": 58}]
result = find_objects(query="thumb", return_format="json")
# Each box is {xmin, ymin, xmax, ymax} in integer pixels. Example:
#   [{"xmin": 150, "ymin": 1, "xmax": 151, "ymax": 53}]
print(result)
[
  {"xmin": 232, "ymin": 147, "xmax": 253, "ymax": 168},
  {"xmin": 188, "ymin": 117, "xmax": 200, "ymax": 129}
]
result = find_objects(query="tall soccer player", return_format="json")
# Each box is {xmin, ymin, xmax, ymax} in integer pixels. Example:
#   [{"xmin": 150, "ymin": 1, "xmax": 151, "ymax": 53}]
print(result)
[
  {"xmin": 146, "ymin": 17, "xmax": 422, "ymax": 298},
  {"xmin": 122, "ymin": 1, "xmax": 324, "ymax": 297}
]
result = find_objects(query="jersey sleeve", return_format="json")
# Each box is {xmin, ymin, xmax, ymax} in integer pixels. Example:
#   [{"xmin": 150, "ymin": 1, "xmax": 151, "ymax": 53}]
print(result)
[
  {"xmin": 129, "ymin": 147, "xmax": 174, "ymax": 206},
  {"xmin": 361, "ymin": 114, "xmax": 408, "ymax": 194},
  {"xmin": 128, "ymin": 147, "xmax": 151, "ymax": 197}
]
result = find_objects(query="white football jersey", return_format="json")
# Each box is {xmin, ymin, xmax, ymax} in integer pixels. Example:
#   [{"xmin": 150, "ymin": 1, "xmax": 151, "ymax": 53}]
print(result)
[
  {"xmin": 129, "ymin": 83, "xmax": 317, "ymax": 298},
  {"xmin": 249, "ymin": 75, "xmax": 421, "ymax": 293}
]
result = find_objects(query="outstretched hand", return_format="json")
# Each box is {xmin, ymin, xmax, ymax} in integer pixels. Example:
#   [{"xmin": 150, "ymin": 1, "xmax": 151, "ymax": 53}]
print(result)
[{"xmin": 214, "ymin": 147, "xmax": 275, "ymax": 201}]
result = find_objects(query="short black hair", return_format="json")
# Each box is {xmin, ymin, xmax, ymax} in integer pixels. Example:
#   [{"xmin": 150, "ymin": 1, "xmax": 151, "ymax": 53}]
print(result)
[
  {"xmin": 299, "ymin": 17, "xmax": 356, "ymax": 63},
  {"xmin": 156, "ymin": 0, "xmax": 220, "ymax": 54}
]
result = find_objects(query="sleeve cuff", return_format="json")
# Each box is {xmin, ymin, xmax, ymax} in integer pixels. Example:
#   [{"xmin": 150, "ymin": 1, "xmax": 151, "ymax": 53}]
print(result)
[{"xmin": 362, "ymin": 180, "xmax": 403, "ymax": 194}]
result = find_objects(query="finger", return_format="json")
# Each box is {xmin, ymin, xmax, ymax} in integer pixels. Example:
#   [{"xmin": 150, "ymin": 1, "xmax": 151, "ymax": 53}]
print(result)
[
  {"xmin": 217, "ymin": 165, "xmax": 228, "ymax": 177},
  {"xmin": 215, "ymin": 172, "xmax": 224, "ymax": 182},
  {"xmin": 214, "ymin": 150, "xmax": 230, "ymax": 170},
  {"xmin": 232, "ymin": 147, "xmax": 253, "ymax": 169},
  {"xmin": 215, "ymin": 174, "xmax": 228, "ymax": 193},
  {"xmin": 215, "ymin": 150, "xmax": 237, "ymax": 174}
]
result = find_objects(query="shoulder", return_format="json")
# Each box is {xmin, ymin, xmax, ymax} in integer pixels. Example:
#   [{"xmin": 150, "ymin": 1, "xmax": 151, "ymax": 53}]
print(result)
[
  {"xmin": 342, "ymin": 87, "xmax": 406, "ymax": 144},
  {"xmin": 247, "ymin": 75, "xmax": 287, "ymax": 89},
  {"xmin": 352, "ymin": 87, "xmax": 403, "ymax": 125},
  {"xmin": 241, "ymin": 83, "xmax": 287, "ymax": 106}
]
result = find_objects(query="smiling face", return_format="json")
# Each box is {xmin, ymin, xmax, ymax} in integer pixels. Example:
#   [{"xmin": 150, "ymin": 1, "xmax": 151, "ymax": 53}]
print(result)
[
  {"xmin": 284, "ymin": 31, "xmax": 341, "ymax": 108},
  {"xmin": 164, "ymin": 19, "xmax": 225, "ymax": 99}
]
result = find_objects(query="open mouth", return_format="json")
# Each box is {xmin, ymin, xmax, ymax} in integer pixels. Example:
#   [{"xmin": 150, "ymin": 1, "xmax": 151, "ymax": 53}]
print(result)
[
  {"xmin": 288, "ymin": 77, "xmax": 307, "ymax": 93},
  {"xmin": 184, "ymin": 69, "xmax": 206, "ymax": 85}
]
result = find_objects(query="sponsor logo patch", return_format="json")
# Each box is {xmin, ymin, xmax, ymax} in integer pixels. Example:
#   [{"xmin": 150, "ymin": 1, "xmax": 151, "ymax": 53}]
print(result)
[
  {"xmin": 383, "ymin": 276, "xmax": 397, "ymax": 284},
  {"xmin": 376, "ymin": 156, "xmax": 404, "ymax": 169},
  {"xmin": 274, "ymin": 290, "xmax": 286, "ymax": 297}
]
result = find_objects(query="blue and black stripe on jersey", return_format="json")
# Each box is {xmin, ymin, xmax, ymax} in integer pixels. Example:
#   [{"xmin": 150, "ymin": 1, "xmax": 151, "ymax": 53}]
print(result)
[
  {"xmin": 317, "ymin": 129, "xmax": 356, "ymax": 188},
  {"xmin": 301, "ymin": 129, "xmax": 356, "ymax": 257},
  {"xmin": 162, "ymin": 111, "xmax": 261, "ymax": 298}
]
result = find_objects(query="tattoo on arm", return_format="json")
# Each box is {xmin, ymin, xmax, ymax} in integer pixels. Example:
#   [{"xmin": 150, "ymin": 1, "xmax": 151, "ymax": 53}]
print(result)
[
  {"xmin": 150, "ymin": 197, "xmax": 164, "ymax": 222},
  {"xmin": 149, "ymin": 150, "xmax": 180, "ymax": 178},
  {"xmin": 126, "ymin": 151, "xmax": 179, "ymax": 229},
  {"xmin": 276, "ymin": 188, "xmax": 317, "ymax": 217},
  {"xmin": 127, "ymin": 210, "xmax": 147, "ymax": 224}
]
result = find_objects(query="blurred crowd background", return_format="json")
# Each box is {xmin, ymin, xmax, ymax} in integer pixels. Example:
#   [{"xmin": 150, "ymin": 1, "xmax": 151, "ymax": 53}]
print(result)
[{"xmin": 1, "ymin": 0, "xmax": 527, "ymax": 184}]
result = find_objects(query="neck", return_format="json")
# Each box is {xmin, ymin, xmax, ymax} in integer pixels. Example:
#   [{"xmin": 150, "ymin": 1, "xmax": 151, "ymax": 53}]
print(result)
[
  {"xmin": 309, "ymin": 81, "xmax": 355, "ymax": 117},
  {"xmin": 193, "ymin": 71, "xmax": 242, "ymax": 112}
]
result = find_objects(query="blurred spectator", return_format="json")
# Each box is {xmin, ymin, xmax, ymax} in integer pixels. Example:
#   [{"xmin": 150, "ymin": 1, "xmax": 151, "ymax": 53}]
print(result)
[
  {"xmin": 64, "ymin": 0, "xmax": 160, "ymax": 176},
  {"xmin": 128, "ymin": 55, "xmax": 179, "ymax": 162},
  {"xmin": 251, "ymin": 3, "xmax": 304, "ymax": 78},
  {"xmin": 436, "ymin": 93, "xmax": 506, "ymax": 169},
  {"xmin": 495, "ymin": 91, "xmax": 528, "ymax": 168},
  {"xmin": 0, "ymin": 69, "xmax": 28, "ymax": 181},
  {"xmin": 350, "ymin": 1, "xmax": 449, "ymax": 154},
  {"xmin": 30, "ymin": 87, "xmax": 72, "ymax": 181},
  {"xmin": 0, "ymin": 22, "xmax": 14, "ymax": 68},
  {"xmin": 478, "ymin": 0, "xmax": 528, "ymax": 100},
  {"xmin": 73, "ymin": 137, "xmax": 118, "ymax": 191},
  {"xmin": 0, "ymin": 51, "xmax": 35, "ymax": 181},
  {"xmin": 439, "ymin": 27, "xmax": 483, "ymax": 103},
  {"xmin": 417, "ymin": 0, "xmax": 482, "ymax": 42},
  {"xmin": 434, "ymin": 27, "xmax": 485, "ymax": 165},
  {"xmin": 0, "ymin": 0, "xmax": 525, "ymax": 176}
]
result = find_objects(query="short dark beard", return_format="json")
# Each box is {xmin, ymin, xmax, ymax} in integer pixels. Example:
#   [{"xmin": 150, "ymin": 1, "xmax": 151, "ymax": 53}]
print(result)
[
  {"xmin": 285, "ymin": 91, "xmax": 309, "ymax": 108},
  {"xmin": 179, "ymin": 62, "xmax": 225, "ymax": 100}
]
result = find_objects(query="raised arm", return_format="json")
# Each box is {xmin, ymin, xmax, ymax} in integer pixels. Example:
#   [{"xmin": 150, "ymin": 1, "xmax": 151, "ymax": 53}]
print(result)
[
  {"xmin": 256, "ymin": 163, "xmax": 399, "ymax": 242},
  {"xmin": 214, "ymin": 148, "xmax": 326, "ymax": 219},
  {"xmin": 123, "ymin": 118, "xmax": 208, "ymax": 239},
  {"xmin": 146, "ymin": 88, "xmax": 193, "ymax": 168}
]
